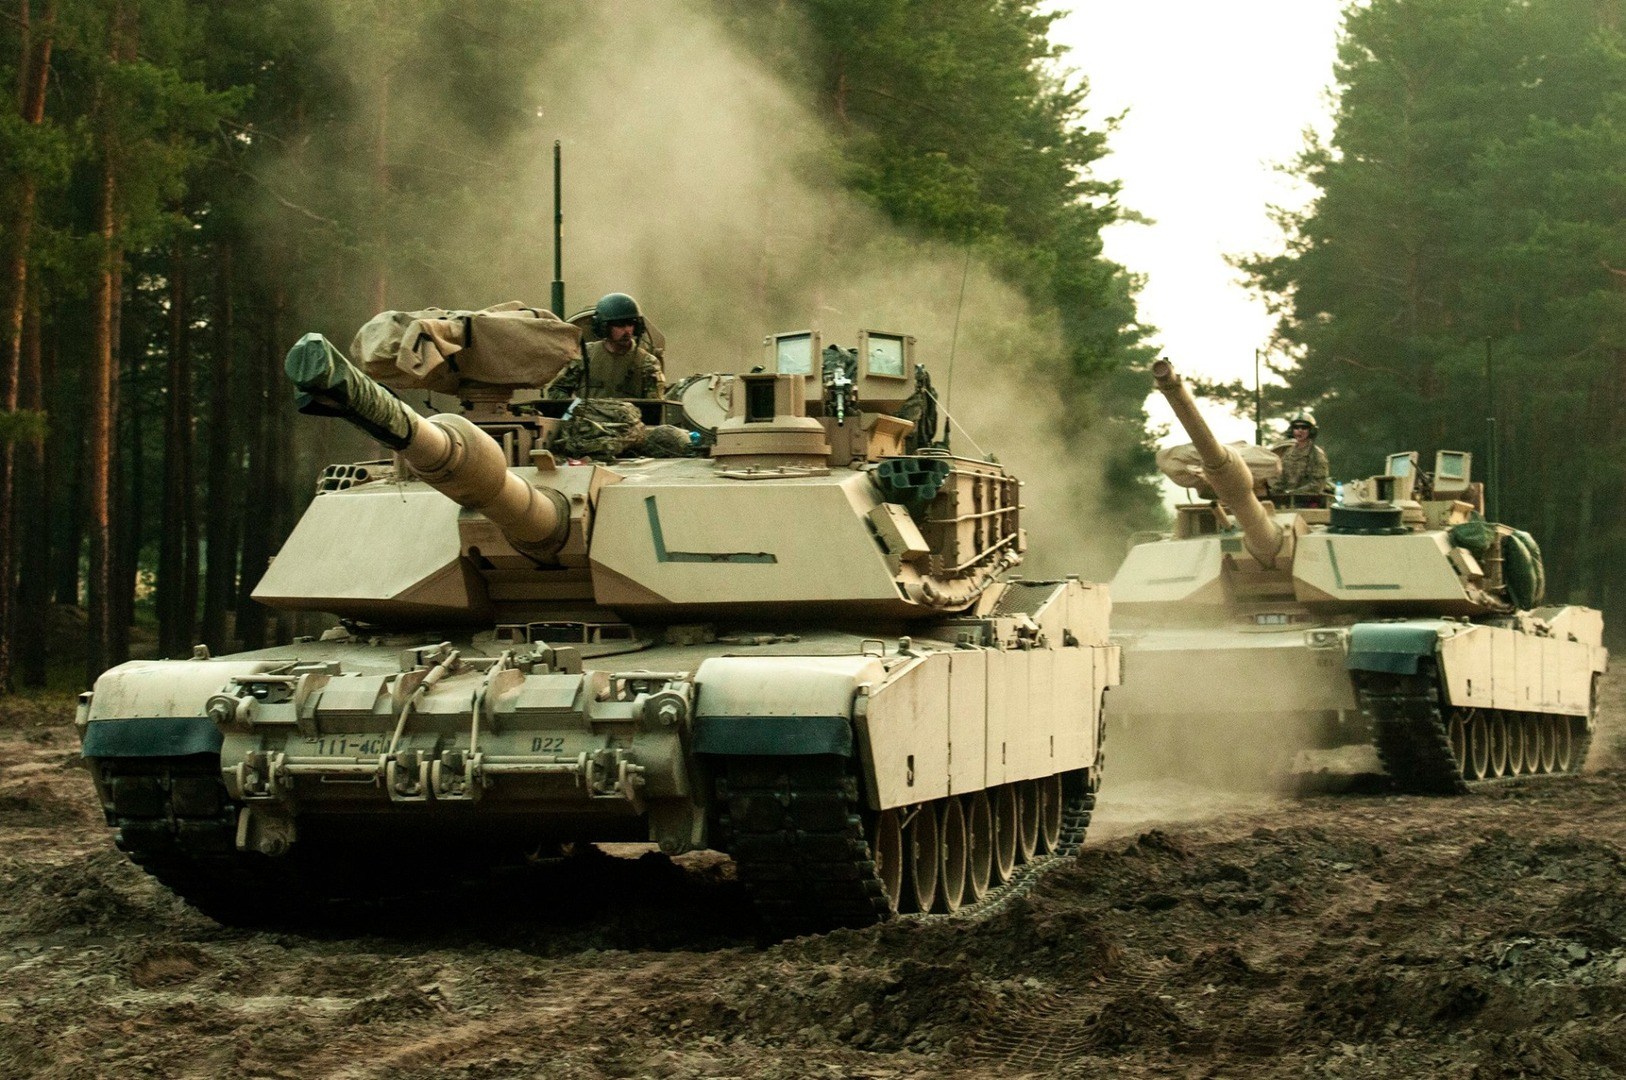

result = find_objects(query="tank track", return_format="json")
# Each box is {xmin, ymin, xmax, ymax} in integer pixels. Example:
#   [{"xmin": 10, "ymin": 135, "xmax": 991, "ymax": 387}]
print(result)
[
  {"xmin": 938, "ymin": 782, "xmax": 1095, "ymax": 925},
  {"xmin": 717, "ymin": 757, "xmax": 1096, "ymax": 938},
  {"xmin": 94, "ymin": 755, "xmax": 424, "ymax": 926},
  {"xmin": 1057, "ymin": 775, "xmax": 1095, "ymax": 857},
  {"xmin": 94, "ymin": 754, "xmax": 301, "ymax": 924},
  {"xmin": 1353, "ymin": 663, "xmax": 1593, "ymax": 795},
  {"xmin": 716, "ymin": 757, "xmax": 891, "ymax": 939}
]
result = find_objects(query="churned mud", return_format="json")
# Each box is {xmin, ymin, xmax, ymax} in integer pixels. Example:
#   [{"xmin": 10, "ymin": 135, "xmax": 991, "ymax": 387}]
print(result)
[{"xmin": 0, "ymin": 676, "xmax": 1621, "ymax": 1079}]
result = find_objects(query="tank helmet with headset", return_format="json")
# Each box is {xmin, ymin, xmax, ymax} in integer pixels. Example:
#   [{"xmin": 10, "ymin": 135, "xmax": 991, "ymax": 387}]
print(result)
[{"xmin": 592, "ymin": 292, "xmax": 645, "ymax": 338}]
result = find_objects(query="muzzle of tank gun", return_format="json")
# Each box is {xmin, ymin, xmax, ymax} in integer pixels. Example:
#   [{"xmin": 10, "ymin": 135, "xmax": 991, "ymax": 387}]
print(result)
[
  {"xmin": 285, "ymin": 333, "xmax": 571, "ymax": 562},
  {"xmin": 286, "ymin": 333, "xmax": 415, "ymax": 450}
]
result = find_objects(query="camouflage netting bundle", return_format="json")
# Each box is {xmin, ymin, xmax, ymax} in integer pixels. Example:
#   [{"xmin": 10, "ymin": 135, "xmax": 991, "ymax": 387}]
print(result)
[
  {"xmin": 1501, "ymin": 528, "xmax": 1546, "ymax": 609},
  {"xmin": 1447, "ymin": 519, "xmax": 1496, "ymax": 556},
  {"xmin": 639, "ymin": 425, "xmax": 699, "ymax": 458},
  {"xmin": 1449, "ymin": 520, "xmax": 1546, "ymax": 609},
  {"xmin": 554, "ymin": 400, "xmax": 646, "ymax": 459}
]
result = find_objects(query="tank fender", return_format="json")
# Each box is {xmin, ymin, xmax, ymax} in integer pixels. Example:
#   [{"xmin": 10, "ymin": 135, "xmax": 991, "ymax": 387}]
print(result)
[
  {"xmin": 691, "ymin": 655, "xmax": 886, "ymax": 756},
  {"xmin": 1346, "ymin": 623, "xmax": 1443, "ymax": 675},
  {"xmin": 78, "ymin": 659, "xmax": 283, "ymax": 759}
]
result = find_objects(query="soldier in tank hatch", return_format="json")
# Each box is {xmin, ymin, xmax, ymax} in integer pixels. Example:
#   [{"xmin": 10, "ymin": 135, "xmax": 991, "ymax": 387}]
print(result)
[
  {"xmin": 546, "ymin": 292, "xmax": 665, "ymax": 401},
  {"xmin": 1271, "ymin": 413, "xmax": 1332, "ymax": 496}
]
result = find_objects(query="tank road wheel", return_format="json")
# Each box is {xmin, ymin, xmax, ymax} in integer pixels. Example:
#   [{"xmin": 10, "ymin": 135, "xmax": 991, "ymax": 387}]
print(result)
[
  {"xmin": 1466, "ymin": 710, "xmax": 1491, "ymax": 781},
  {"xmin": 1552, "ymin": 715, "xmax": 1575, "ymax": 773},
  {"xmin": 963, "ymin": 792, "xmax": 994, "ymax": 904},
  {"xmin": 1489, "ymin": 712, "xmax": 1510, "ymax": 778},
  {"xmin": 1015, "ymin": 781, "xmax": 1040, "ymax": 864},
  {"xmin": 1448, "ymin": 713, "xmax": 1468, "ymax": 777},
  {"xmin": 1506, "ymin": 714, "xmax": 1525, "ymax": 775},
  {"xmin": 1036, "ymin": 773, "xmax": 1064, "ymax": 855},
  {"xmin": 934, "ymin": 799, "xmax": 968, "ymax": 914},
  {"xmin": 901, "ymin": 803, "xmax": 939, "ymax": 914},
  {"xmin": 1538, "ymin": 716, "xmax": 1558, "ymax": 774},
  {"xmin": 990, "ymin": 785, "xmax": 1018, "ymax": 885},
  {"xmin": 1521, "ymin": 714, "xmax": 1542, "ymax": 774},
  {"xmin": 868, "ymin": 809, "xmax": 904, "ymax": 916}
]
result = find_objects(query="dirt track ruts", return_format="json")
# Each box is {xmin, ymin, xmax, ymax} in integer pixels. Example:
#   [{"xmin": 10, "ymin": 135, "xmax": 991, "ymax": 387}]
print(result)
[{"xmin": 0, "ymin": 676, "xmax": 1621, "ymax": 1080}]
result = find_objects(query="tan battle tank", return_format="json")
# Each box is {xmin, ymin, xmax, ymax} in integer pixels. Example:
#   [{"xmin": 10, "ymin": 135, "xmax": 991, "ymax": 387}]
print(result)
[
  {"xmin": 76, "ymin": 312, "xmax": 1119, "ymax": 937},
  {"xmin": 1110, "ymin": 359, "xmax": 1607, "ymax": 793}
]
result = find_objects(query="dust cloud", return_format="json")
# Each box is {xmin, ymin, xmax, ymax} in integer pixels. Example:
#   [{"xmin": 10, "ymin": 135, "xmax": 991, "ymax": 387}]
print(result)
[
  {"xmin": 1098, "ymin": 613, "xmax": 1386, "ymax": 818},
  {"xmin": 296, "ymin": 0, "xmax": 1142, "ymax": 577}
]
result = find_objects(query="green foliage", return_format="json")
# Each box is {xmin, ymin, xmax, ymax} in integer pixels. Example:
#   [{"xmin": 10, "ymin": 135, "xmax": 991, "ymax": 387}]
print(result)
[
  {"xmin": 1244, "ymin": 0, "xmax": 1626, "ymax": 615},
  {"xmin": 0, "ymin": 410, "xmax": 48, "ymax": 444}
]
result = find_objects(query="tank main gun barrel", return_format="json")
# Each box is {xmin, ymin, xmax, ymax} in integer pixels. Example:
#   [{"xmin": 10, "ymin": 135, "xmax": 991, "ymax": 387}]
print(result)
[
  {"xmin": 1152, "ymin": 358, "xmax": 1284, "ymax": 568},
  {"xmin": 286, "ymin": 333, "xmax": 571, "ymax": 561}
]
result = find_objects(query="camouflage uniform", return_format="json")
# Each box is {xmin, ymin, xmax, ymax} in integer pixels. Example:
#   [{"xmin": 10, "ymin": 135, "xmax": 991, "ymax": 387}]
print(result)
[
  {"xmin": 1274, "ymin": 441, "xmax": 1331, "ymax": 495},
  {"xmin": 546, "ymin": 340, "xmax": 664, "ymax": 400}
]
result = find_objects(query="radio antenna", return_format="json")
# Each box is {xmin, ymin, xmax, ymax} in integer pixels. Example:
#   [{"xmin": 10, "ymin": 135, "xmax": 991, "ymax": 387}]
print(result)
[
  {"xmin": 943, "ymin": 247, "xmax": 972, "ymax": 451},
  {"xmin": 551, "ymin": 141, "xmax": 565, "ymax": 318}
]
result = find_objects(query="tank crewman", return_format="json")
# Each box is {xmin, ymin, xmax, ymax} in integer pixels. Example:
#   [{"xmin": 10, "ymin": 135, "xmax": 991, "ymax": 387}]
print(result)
[
  {"xmin": 1271, "ymin": 413, "xmax": 1333, "ymax": 495},
  {"xmin": 546, "ymin": 292, "xmax": 665, "ymax": 400}
]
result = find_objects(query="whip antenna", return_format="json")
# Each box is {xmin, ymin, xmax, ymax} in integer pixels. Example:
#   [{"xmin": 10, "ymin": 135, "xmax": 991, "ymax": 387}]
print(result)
[
  {"xmin": 550, "ymin": 141, "xmax": 565, "ymax": 318},
  {"xmin": 942, "ymin": 247, "xmax": 972, "ymax": 451}
]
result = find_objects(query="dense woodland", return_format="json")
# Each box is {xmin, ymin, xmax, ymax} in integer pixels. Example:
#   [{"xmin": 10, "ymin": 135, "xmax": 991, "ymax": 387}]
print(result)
[
  {"xmin": 1241, "ymin": 0, "xmax": 1626, "ymax": 628},
  {"xmin": 1, "ymin": 0, "xmax": 1621, "ymax": 694},
  {"xmin": 0, "ymin": 0, "xmax": 1160, "ymax": 691}
]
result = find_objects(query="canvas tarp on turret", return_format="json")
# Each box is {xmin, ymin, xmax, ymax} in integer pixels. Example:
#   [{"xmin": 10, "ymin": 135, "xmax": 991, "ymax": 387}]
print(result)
[
  {"xmin": 1156, "ymin": 441, "xmax": 1283, "ymax": 492},
  {"xmin": 352, "ymin": 301, "xmax": 582, "ymax": 393}
]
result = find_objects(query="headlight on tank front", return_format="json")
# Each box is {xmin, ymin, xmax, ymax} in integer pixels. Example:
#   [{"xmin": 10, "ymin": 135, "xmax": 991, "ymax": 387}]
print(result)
[{"xmin": 1305, "ymin": 628, "xmax": 1348, "ymax": 652}]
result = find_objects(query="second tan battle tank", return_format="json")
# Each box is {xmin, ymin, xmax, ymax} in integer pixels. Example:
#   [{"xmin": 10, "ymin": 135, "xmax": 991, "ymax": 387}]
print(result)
[
  {"xmin": 76, "ymin": 313, "xmax": 1119, "ymax": 937},
  {"xmin": 1109, "ymin": 359, "xmax": 1606, "ymax": 793}
]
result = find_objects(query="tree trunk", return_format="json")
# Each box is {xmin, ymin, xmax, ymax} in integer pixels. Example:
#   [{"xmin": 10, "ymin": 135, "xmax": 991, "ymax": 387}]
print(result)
[
  {"xmin": 17, "ymin": 293, "xmax": 47, "ymax": 687},
  {"xmin": 110, "ymin": 256, "xmax": 133, "ymax": 667},
  {"xmin": 201, "ymin": 242, "xmax": 236, "ymax": 653},
  {"xmin": 235, "ymin": 303, "xmax": 273, "ymax": 651},
  {"xmin": 88, "ymin": 0, "xmax": 131, "ymax": 684},
  {"xmin": 0, "ymin": 0, "xmax": 57, "ymax": 693},
  {"xmin": 52, "ymin": 326, "xmax": 82, "ymax": 609},
  {"xmin": 115, "ymin": 312, "xmax": 142, "ymax": 663},
  {"xmin": 86, "ymin": 160, "xmax": 117, "ymax": 685},
  {"xmin": 159, "ymin": 242, "xmax": 194, "ymax": 656}
]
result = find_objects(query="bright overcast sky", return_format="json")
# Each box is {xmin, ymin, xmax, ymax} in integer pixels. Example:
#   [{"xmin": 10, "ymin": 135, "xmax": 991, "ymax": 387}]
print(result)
[{"xmin": 1051, "ymin": 0, "xmax": 1345, "ymax": 445}]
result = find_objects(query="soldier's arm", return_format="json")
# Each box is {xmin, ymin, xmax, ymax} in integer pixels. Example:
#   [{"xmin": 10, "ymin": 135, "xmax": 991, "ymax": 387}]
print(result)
[
  {"xmin": 546, "ymin": 359, "xmax": 583, "ymax": 401},
  {"xmin": 639, "ymin": 351, "xmax": 666, "ymax": 398},
  {"xmin": 1308, "ymin": 446, "xmax": 1331, "ymax": 491}
]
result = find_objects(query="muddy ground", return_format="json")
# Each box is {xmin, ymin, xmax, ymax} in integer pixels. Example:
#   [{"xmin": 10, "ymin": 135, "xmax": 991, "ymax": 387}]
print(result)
[{"xmin": 1, "ymin": 678, "xmax": 1622, "ymax": 1080}]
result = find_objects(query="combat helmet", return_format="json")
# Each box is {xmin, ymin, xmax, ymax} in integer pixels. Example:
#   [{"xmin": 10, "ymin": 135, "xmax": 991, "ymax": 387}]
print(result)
[
  {"xmin": 592, "ymin": 292, "xmax": 645, "ymax": 337},
  {"xmin": 1287, "ymin": 411, "xmax": 1318, "ymax": 438}
]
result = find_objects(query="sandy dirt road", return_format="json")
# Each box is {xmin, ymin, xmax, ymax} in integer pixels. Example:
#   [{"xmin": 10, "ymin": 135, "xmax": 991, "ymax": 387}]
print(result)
[{"xmin": 1, "ymin": 677, "xmax": 1621, "ymax": 1079}]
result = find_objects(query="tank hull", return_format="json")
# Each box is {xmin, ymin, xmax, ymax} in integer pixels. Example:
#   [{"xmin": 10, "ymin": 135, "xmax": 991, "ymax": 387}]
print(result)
[
  {"xmin": 1109, "ymin": 609, "xmax": 1606, "ymax": 792},
  {"xmin": 79, "ymin": 583, "xmax": 1119, "ymax": 934}
]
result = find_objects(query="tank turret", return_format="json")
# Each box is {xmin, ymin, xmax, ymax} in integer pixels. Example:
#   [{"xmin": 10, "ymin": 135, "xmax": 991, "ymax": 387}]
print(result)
[
  {"xmin": 1111, "ymin": 359, "xmax": 1606, "ymax": 796},
  {"xmin": 75, "ymin": 313, "xmax": 1121, "ymax": 939},
  {"xmin": 1152, "ymin": 358, "xmax": 1284, "ymax": 568},
  {"xmin": 286, "ymin": 333, "xmax": 571, "ymax": 563}
]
